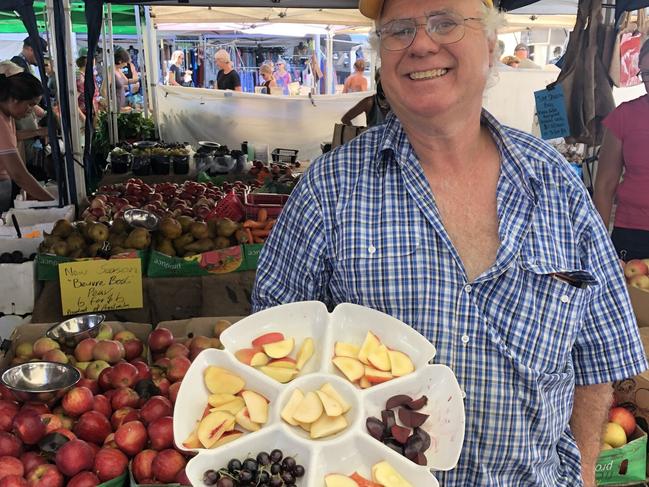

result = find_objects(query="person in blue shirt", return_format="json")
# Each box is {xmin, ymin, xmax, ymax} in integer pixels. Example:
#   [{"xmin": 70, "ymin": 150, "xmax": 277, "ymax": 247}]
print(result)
[{"xmin": 252, "ymin": 0, "xmax": 648, "ymax": 486}]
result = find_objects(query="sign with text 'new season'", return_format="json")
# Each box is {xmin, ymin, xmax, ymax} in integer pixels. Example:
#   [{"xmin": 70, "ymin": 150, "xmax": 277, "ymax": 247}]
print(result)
[{"xmin": 59, "ymin": 259, "xmax": 143, "ymax": 315}]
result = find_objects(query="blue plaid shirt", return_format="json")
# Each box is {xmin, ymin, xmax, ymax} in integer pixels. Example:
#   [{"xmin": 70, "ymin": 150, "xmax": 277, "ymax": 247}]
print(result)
[{"xmin": 252, "ymin": 111, "xmax": 648, "ymax": 486}]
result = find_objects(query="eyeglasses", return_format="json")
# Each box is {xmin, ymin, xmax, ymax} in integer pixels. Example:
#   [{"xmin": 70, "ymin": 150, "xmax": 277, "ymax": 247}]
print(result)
[
  {"xmin": 376, "ymin": 12, "xmax": 483, "ymax": 51},
  {"xmin": 638, "ymin": 70, "xmax": 649, "ymax": 81}
]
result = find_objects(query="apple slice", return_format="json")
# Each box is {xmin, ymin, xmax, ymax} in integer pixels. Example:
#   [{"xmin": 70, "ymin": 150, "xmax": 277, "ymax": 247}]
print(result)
[
  {"xmin": 388, "ymin": 349, "xmax": 414, "ymax": 377},
  {"xmin": 212, "ymin": 429, "xmax": 244, "ymax": 447},
  {"xmin": 197, "ymin": 411, "xmax": 235, "ymax": 448},
  {"xmin": 364, "ymin": 366, "xmax": 393, "ymax": 384},
  {"xmin": 297, "ymin": 420, "xmax": 311, "ymax": 432},
  {"xmin": 258, "ymin": 366, "xmax": 299, "ymax": 383},
  {"xmin": 359, "ymin": 376, "xmax": 372, "ymax": 389},
  {"xmin": 368, "ymin": 344, "xmax": 391, "ymax": 372},
  {"xmin": 319, "ymin": 383, "xmax": 351, "ymax": 413},
  {"xmin": 350, "ymin": 472, "xmax": 382, "ymax": 487},
  {"xmin": 371, "ymin": 461, "xmax": 413, "ymax": 487},
  {"xmin": 296, "ymin": 337, "xmax": 314, "ymax": 370},
  {"xmin": 208, "ymin": 393, "xmax": 237, "ymax": 407},
  {"xmin": 182, "ymin": 427, "xmax": 201, "ymax": 449},
  {"xmin": 267, "ymin": 357, "xmax": 298, "ymax": 369},
  {"xmin": 292, "ymin": 391, "xmax": 324, "ymax": 424},
  {"xmin": 357, "ymin": 331, "xmax": 381, "ymax": 365},
  {"xmin": 325, "ymin": 474, "xmax": 359, "ymax": 487},
  {"xmin": 210, "ymin": 396, "xmax": 245, "ymax": 415},
  {"xmin": 262, "ymin": 338, "xmax": 295, "ymax": 359},
  {"xmin": 316, "ymin": 390, "xmax": 343, "ymax": 417},
  {"xmin": 251, "ymin": 332, "xmax": 285, "ymax": 348},
  {"xmin": 281, "ymin": 389, "xmax": 305, "ymax": 426},
  {"xmin": 333, "ymin": 356, "xmax": 365, "ymax": 382},
  {"xmin": 204, "ymin": 366, "xmax": 245, "ymax": 394},
  {"xmin": 241, "ymin": 390, "xmax": 268, "ymax": 424},
  {"xmin": 234, "ymin": 407, "xmax": 261, "ymax": 432},
  {"xmin": 334, "ymin": 342, "xmax": 360, "ymax": 358},
  {"xmin": 310, "ymin": 413, "xmax": 348, "ymax": 439},
  {"xmin": 235, "ymin": 348, "xmax": 269, "ymax": 366}
]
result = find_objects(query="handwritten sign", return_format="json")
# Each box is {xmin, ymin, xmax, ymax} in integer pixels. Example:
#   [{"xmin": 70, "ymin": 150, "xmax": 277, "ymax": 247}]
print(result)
[
  {"xmin": 59, "ymin": 259, "xmax": 143, "ymax": 316},
  {"xmin": 534, "ymin": 85, "xmax": 570, "ymax": 140}
]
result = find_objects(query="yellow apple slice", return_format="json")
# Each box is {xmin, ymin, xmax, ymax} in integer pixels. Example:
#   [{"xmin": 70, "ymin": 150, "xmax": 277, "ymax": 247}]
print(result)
[
  {"xmin": 235, "ymin": 348, "xmax": 269, "ymax": 366},
  {"xmin": 359, "ymin": 376, "xmax": 372, "ymax": 389},
  {"xmin": 325, "ymin": 474, "xmax": 359, "ymax": 487},
  {"xmin": 368, "ymin": 344, "xmax": 391, "ymax": 372},
  {"xmin": 267, "ymin": 357, "xmax": 298, "ymax": 369},
  {"xmin": 234, "ymin": 407, "xmax": 261, "ymax": 432},
  {"xmin": 357, "ymin": 331, "xmax": 381, "ymax": 365},
  {"xmin": 371, "ymin": 461, "xmax": 413, "ymax": 487},
  {"xmin": 364, "ymin": 366, "xmax": 393, "ymax": 384},
  {"xmin": 262, "ymin": 337, "xmax": 295, "ymax": 359},
  {"xmin": 297, "ymin": 420, "xmax": 311, "ymax": 432},
  {"xmin": 316, "ymin": 390, "xmax": 343, "ymax": 417},
  {"xmin": 210, "ymin": 396, "xmax": 245, "ymax": 415},
  {"xmin": 241, "ymin": 390, "xmax": 268, "ymax": 424},
  {"xmin": 208, "ymin": 393, "xmax": 237, "ymax": 407},
  {"xmin": 388, "ymin": 349, "xmax": 415, "ymax": 377},
  {"xmin": 292, "ymin": 391, "xmax": 324, "ymax": 424},
  {"xmin": 182, "ymin": 427, "xmax": 201, "ymax": 449},
  {"xmin": 197, "ymin": 411, "xmax": 235, "ymax": 448},
  {"xmin": 258, "ymin": 366, "xmax": 299, "ymax": 383},
  {"xmin": 204, "ymin": 366, "xmax": 245, "ymax": 394},
  {"xmin": 212, "ymin": 429, "xmax": 244, "ymax": 448},
  {"xmin": 281, "ymin": 388, "xmax": 305, "ymax": 426},
  {"xmin": 295, "ymin": 337, "xmax": 314, "ymax": 370},
  {"xmin": 333, "ymin": 356, "xmax": 365, "ymax": 382},
  {"xmin": 334, "ymin": 342, "xmax": 360, "ymax": 358},
  {"xmin": 310, "ymin": 413, "xmax": 348, "ymax": 439},
  {"xmin": 319, "ymin": 383, "xmax": 351, "ymax": 413}
]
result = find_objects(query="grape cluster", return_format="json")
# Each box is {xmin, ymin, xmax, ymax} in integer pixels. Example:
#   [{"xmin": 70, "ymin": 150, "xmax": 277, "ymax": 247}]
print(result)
[{"xmin": 202, "ymin": 449, "xmax": 306, "ymax": 487}]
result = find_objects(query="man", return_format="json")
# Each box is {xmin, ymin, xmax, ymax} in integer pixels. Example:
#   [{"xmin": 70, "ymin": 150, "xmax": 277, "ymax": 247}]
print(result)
[
  {"xmin": 11, "ymin": 36, "xmax": 48, "ymax": 74},
  {"xmin": 214, "ymin": 49, "xmax": 242, "ymax": 92},
  {"xmin": 514, "ymin": 42, "xmax": 542, "ymax": 69},
  {"xmin": 252, "ymin": 0, "xmax": 647, "ymax": 485}
]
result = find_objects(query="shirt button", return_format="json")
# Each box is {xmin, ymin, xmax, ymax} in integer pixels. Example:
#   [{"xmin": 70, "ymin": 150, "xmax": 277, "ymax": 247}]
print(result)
[
  {"xmin": 560, "ymin": 295, "xmax": 570, "ymax": 303},
  {"xmin": 368, "ymin": 245, "xmax": 376, "ymax": 255},
  {"xmin": 461, "ymin": 334, "xmax": 470, "ymax": 344},
  {"xmin": 464, "ymin": 285, "xmax": 472, "ymax": 293}
]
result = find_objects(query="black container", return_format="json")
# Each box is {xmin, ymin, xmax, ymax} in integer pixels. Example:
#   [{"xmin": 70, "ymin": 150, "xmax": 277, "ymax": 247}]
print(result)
[
  {"xmin": 151, "ymin": 156, "xmax": 171, "ymax": 175},
  {"xmin": 172, "ymin": 155, "xmax": 190, "ymax": 175},
  {"xmin": 110, "ymin": 154, "xmax": 131, "ymax": 174},
  {"xmin": 132, "ymin": 156, "xmax": 151, "ymax": 176}
]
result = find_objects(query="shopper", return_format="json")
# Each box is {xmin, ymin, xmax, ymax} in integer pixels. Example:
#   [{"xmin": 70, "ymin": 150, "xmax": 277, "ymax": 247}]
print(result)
[
  {"xmin": 341, "ymin": 71, "xmax": 390, "ymax": 126},
  {"xmin": 0, "ymin": 64, "xmax": 54, "ymax": 211},
  {"xmin": 252, "ymin": 1, "xmax": 647, "ymax": 486},
  {"xmin": 513, "ymin": 42, "xmax": 541, "ymax": 69},
  {"xmin": 11, "ymin": 36, "xmax": 48, "ymax": 74},
  {"xmin": 75, "ymin": 55, "xmax": 100, "ymax": 125},
  {"xmin": 167, "ymin": 50, "xmax": 185, "ymax": 86},
  {"xmin": 259, "ymin": 64, "xmax": 278, "ymax": 94},
  {"xmin": 343, "ymin": 59, "xmax": 369, "ymax": 93},
  {"xmin": 274, "ymin": 59, "xmax": 291, "ymax": 95},
  {"xmin": 214, "ymin": 49, "xmax": 242, "ymax": 92},
  {"xmin": 594, "ymin": 39, "xmax": 649, "ymax": 260},
  {"xmin": 501, "ymin": 55, "xmax": 520, "ymax": 67},
  {"xmin": 113, "ymin": 48, "xmax": 131, "ymax": 111}
]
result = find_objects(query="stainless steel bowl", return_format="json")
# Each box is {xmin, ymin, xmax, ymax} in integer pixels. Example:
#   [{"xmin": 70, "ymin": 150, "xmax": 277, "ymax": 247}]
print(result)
[
  {"xmin": 1, "ymin": 361, "xmax": 81, "ymax": 403},
  {"xmin": 46, "ymin": 313, "xmax": 105, "ymax": 348},
  {"xmin": 123, "ymin": 209, "xmax": 159, "ymax": 231}
]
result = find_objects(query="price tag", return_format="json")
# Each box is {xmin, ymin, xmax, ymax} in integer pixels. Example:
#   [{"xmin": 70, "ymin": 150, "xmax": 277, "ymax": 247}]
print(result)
[
  {"xmin": 59, "ymin": 258, "xmax": 143, "ymax": 316},
  {"xmin": 534, "ymin": 85, "xmax": 570, "ymax": 140}
]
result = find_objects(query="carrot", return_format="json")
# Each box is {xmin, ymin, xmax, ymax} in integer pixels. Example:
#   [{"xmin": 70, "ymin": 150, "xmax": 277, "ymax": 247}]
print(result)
[
  {"xmin": 263, "ymin": 219, "xmax": 276, "ymax": 231},
  {"xmin": 251, "ymin": 229, "xmax": 271, "ymax": 237},
  {"xmin": 245, "ymin": 228, "xmax": 254, "ymax": 244},
  {"xmin": 257, "ymin": 208, "xmax": 268, "ymax": 223},
  {"xmin": 243, "ymin": 219, "xmax": 265, "ymax": 229}
]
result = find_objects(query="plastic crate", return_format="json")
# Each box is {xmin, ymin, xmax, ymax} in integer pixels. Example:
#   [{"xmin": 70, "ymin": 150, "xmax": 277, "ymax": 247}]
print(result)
[
  {"xmin": 271, "ymin": 148, "xmax": 299, "ymax": 165},
  {"xmin": 244, "ymin": 193, "xmax": 289, "ymax": 220},
  {"xmin": 208, "ymin": 192, "xmax": 246, "ymax": 222}
]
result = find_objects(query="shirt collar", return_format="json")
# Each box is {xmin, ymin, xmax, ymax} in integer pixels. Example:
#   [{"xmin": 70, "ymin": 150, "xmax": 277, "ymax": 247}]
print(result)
[{"xmin": 375, "ymin": 109, "xmax": 541, "ymax": 203}]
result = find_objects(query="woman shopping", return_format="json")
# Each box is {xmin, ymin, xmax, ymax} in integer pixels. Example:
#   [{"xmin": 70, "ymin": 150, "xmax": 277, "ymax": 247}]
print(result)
[
  {"xmin": 594, "ymin": 39, "xmax": 649, "ymax": 260},
  {"xmin": 0, "ymin": 63, "xmax": 54, "ymax": 211}
]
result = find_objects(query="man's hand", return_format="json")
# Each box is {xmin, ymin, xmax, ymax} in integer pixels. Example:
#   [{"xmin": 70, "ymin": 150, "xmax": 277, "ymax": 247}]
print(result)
[{"xmin": 571, "ymin": 383, "xmax": 613, "ymax": 486}]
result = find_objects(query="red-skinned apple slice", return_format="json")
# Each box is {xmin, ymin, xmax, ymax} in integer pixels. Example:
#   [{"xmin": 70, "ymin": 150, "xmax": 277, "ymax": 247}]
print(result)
[
  {"xmin": 267, "ymin": 357, "xmax": 298, "ymax": 369},
  {"xmin": 262, "ymin": 338, "xmax": 295, "ymax": 359},
  {"xmin": 258, "ymin": 366, "xmax": 298, "ymax": 383},
  {"xmin": 364, "ymin": 366, "xmax": 393, "ymax": 384},
  {"xmin": 241, "ymin": 390, "xmax": 268, "ymax": 424},
  {"xmin": 333, "ymin": 357, "xmax": 365, "ymax": 382},
  {"xmin": 234, "ymin": 348, "xmax": 269, "ymax": 367},
  {"xmin": 251, "ymin": 332, "xmax": 284, "ymax": 348},
  {"xmin": 350, "ymin": 472, "xmax": 382, "ymax": 487},
  {"xmin": 368, "ymin": 344, "xmax": 391, "ymax": 372},
  {"xmin": 371, "ymin": 461, "xmax": 412, "ymax": 486},
  {"xmin": 310, "ymin": 413, "xmax": 348, "ymax": 439},
  {"xmin": 324, "ymin": 474, "xmax": 359, "ymax": 486}
]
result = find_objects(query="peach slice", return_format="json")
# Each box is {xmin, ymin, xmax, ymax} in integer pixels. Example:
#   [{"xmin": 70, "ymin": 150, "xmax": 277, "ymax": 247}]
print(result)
[
  {"xmin": 325, "ymin": 474, "xmax": 359, "ymax": 487},
  {"xmin": 371, "ymin": 461, "xmax": 413, "ymax": 487},
  {"xmin": 267, "ymin": 357, "xmax": 298, "ymax": 369},
  {"xmin": 182, "ymin": 427, "xmax": 201, "ymax": 449},
  {"xmin": 388, "ymin": 349, "xmax": 415, "ymax": 377},
  {"xmin": 235, "ymin": 348, "xmax": 269, "ymax": 367},
  {"xmin": 281, "ymin": 388, "xmax": 305, "ymax": 426},
  {"xmin": 364, "ymin": 366, "xmax": 393, "ymax": 384},
  {"xmin": 319, "ymin": 383, "xmax": 351, "ymax": 413},
  {"xmin": 310, "ymin": 413, "xmax": 348, "ymax": 439},
  {"xmin": 204, "ymin": 366, "xmax": 245, "ymax": 394},
  {"xmin": 234, "ymin": 406, "xmax": 261, "ymax": 432},
  {"xmin": 210, "ymin": 396, "xmax": 245, "ymax": 415},
  {"xmin": 258, "ymin": 366, "xmax": 299, "ymax": 383},
  {"xmin": 333, "ymin": 356, "xmax": 365, "ymax": 382},
  {"xmin": 251, "ymin": 332, "xmax": 285, "ymax": 348},
  {"xmin": 212, "ymin": 429, "xmax": 244, "ymax": 447},
  {"xmin": 295, "ymin": 337, "xmax": 314, "ymax": 370},
  {"xmin": 262, "ymin": 337, "xmax": 295, "ymax": 359},
  {"xmin": 368, "ymin": 344, "xmax": 391, "ymax": 372},
  {"xmin": 316, "ymin": 390, "xmax": 343, "ymax": 417},
  {"xmin": 292, "ymin": 391, "xmax": 324, "ymax": 424},
  {"xmin": 357, "ymin": 331, "xmax": 381, "ymax": 365},
  {"xmin": 197, "ymin": 411, "xmax": 235, "ymax": 448},
  {"xmin": 334, "ymin": 342, "xmax": 360, "ymax": 359},
  {"xmin": 241, "ymin": 390, "xmax": 268, "ymax": 424},
  {"xmin": 208, "ymin": 393, "xmax": 237, "ymax": 408}
]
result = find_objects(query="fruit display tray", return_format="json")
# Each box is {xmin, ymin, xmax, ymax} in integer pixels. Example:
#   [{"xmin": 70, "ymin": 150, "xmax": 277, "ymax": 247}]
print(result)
[{"xmin": 173, "ymin": 301, "xmax": 465, "ymax": 486}]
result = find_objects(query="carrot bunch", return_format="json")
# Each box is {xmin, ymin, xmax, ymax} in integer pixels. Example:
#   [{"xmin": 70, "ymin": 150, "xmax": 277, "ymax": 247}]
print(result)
[{"xmin": 242, "ymin": 208, "xmax": 277, "ymax": 244}]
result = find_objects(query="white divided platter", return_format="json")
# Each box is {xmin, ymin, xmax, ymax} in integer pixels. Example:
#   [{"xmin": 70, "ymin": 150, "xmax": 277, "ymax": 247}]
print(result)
[{"xmin": 175, "ymin": 301, "xmax": 465, "ymax": 486}]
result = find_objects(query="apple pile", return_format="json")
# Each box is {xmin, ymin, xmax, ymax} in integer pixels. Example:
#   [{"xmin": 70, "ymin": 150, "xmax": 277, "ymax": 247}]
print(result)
[
  {"xmin": 623, "ymin": 258, "xmax": 649, "ymax": 290},
  {"xmin": 366, "ymin": 394, "xmax": 431, "ymax": 466},
  {"xmin": 325, "ymin": 461, "xmax": 413, "ymax": 487},
  {"xmin": 235, "ymin": 333, "xmax": 314, "ymax": 383},
  {"xmin": 332, "ymin": 332, "xmax": 414, "ymax": 389},
  {"xmin": 601, "ymin": 406, "xmax": 637, "ymax": 451},
  {"xmin": 182, "ymin": 366, "xmax": 269, "ymax": 449},
  {"xmin": 280, "ymin": 383, "xmax": 351, "ymax": 439}
]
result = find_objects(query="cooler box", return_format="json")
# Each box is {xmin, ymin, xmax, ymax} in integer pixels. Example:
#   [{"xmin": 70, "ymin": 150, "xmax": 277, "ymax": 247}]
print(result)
[{"xmin": 0, "ymin": 238, "xmax": 42, "ymax": 314}]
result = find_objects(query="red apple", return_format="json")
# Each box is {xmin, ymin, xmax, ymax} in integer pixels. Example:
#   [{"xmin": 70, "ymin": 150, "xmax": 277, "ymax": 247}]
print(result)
[
  {"xmin": 73, "ymin": 411, "xmax": 112, "ymax": 445},
  {"xmin": 0, "ymin": 387, "xmax": 16, "ymax": 402},
  {"xmin": 110, "ymin": 388, "xmax": 139, "ymax": 410},
  {"xmin": 18, "ymin": 404, "xmax": 48, "ymax": 417},
  {"xmin": 165, "ymin": 343, "xmax": 189, "ymax": 359},
  {"xmin": 103, "ymin": 389, "xmax": 116, "ymax": 404},
  {"xmin": 168, "ymin": 382, "xmax": 181, "ymax": 405},
  {"xmin": 38, "ymin": 415, "xmax": 62, "ymax": 435},
  {"xmin": 0, "ymin": 401, "xmax": 19, "ymax": 432},
  {"xmin": 113, "ymin": 331, "xmax": 136, "ymax": 343},
  {"xmin": 92, "ymin": 395, "xmax": 111, "ymax": 419},
  {"xmin": 122, "ymin": 340, "xmax": 144, "ymax": 361},
  {"xmin": 131, "ymin": 449, "xmax": 157, "ymax": 483},
  {"xmin": 12, "ymin": 411, "xmax": 45, "ymax": 445},
  {"xmin": 148, "ymin": 329, "xmax": 174, "ymax": 353},
  {"xmin": 85, "ymin": 361, "xmax": 110, "ymax": 382},
  {"xmin": 109, "ymin": 363, "xmax": 138, "ymax": 389},
  {"xmin": 132, "ymin": 362, "xmax": 151, "ymax": 382},
  {"xmin": 153, "ymin": 357, "xmax": 171, "ymax": 371},
  {"xmin": 93, "ymin": 447, "xmax": 128, "ymax": 482},
  {"xmin": 50, "ymin": 429, "xmax": 76, "ymax": 442},
  {"xmin": 176, "ymin": 468, "xmax": 191, "ymax": 486},
  {"xmin": 54, "ymin": 439, "xmax": 95, "ymax": 477},
  {"xmin": 25, "ymin": 464, "xmax": 63, "ymax": 487},
  {"xmin": 151, "ymin": 377, "xmax": 170, "ymax": 397},
  {"xmin": 92, "ymin": 341, "xmax": 124, "ymax": 364},
  {"xmin": 147, "ymin": 416, "xmax": 173, "ymax": 451},
  {"xmin": 110, "ymin": 408, "xmax": 139, "ymax": 430},
  {"xmin": 76, "ymin": 379, "xmax": 99, "ymax": 396},
  {"xmin": 139, "ymin": 396, "xmax": 172, "ymax": 425},
  {"xmin": 151, "ymin": 449, "xmax": 186, "ymax": 483},
  {"xmin": 62, "ymin": 387, "xmax": 94, "ymax": 417},
  {"xmin": 0, "ymin": 475, "xmax": 28, "ymax": 487},
  {"xmin": 67, "ymin": 471, "xmax": 99, "ymax": 487},
  {"xmin": 0, "ymin": 456, "xmax": 24, "ymax": 480},
  {"xmin": 114, "ymin": 421, "xmax": 147, "ymax": 457},
  {"xmin": 609, "ymin": 407, "xmax": 637, "ymax": 437},
  {"xmin": 19, "ymin": 452, "xmax": 45, "ymax": 474},
  {"xmin": 167, "ymin": 356, "xmax": 191, "ymax": 383},
  {"xmin": 73, "ymin": 339, "xmax": 98, "ymax": 362},
  {"xmin": 624, "ymin": 259, "xmax": 649, "ymax": 279},
  {"xmin": 0, "ymin": 431, "xmax": 22, "ymax": 457}
]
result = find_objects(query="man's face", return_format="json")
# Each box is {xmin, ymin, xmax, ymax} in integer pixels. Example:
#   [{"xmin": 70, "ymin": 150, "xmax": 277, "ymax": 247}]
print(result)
[
  {"xmin": 44, "ymin": 62, "xmax": 53, "ymax": 76},
  {"xmin": 378, "ymin": 0, "xmax": 493, "ymax": 123},
  {"xmin": 9, "ymin": 97, "xmax": 41, "ymax": 119},
  {"xmin": 514, "ymin": 48, "xmax": 528, "ymax": 60},
  {"xmin": 24, "ymin": 46, "xmax": 37, "ymax": 65}
]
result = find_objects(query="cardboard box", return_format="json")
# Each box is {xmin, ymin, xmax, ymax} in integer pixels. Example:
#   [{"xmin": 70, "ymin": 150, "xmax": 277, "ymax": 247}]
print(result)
[
  {"xmin": 147, "ymin": 246, "xmax": 246, "ymax": 278},
  {"xmin": 0, "ymin": 238, "xmax": 42, "ymax": 314},
  {"xmin": 36, "ymin": 250, "xmax": 150, "ymax": 281},
  {"xmin": 156, "ymin": 316, "xmax": 243, "ymax": 342},
  {"xmin": 596, "ymin": 426, "xmax": 647, "ymax": 486},
  {"xmin": 628, "ymin": 286, "xmax": 649, "ymax": 327}
]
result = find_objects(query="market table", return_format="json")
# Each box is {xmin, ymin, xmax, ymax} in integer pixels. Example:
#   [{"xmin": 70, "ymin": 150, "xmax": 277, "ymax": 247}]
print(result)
[{"xmin": 31, "ymin": 270, "xmax": 256, "ymax": 323}]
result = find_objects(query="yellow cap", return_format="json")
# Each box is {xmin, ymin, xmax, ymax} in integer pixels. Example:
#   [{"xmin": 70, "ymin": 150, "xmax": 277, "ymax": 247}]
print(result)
[{"xmin": 359, "ymin": 0, "xmax": 494, "ymax": 19}]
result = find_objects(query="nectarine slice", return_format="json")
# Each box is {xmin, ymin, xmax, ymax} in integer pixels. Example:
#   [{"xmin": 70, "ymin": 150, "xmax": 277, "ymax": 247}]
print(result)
[
  {"xmin": 212, "ymin": 429, "xmax": 243, "ymax": 447},
  {"xmin": 319, "ymin": 383, "xmax": 351, "ymax": 413},
  {"xmin": 388, "ymin": 349, "xmax": 414, "ymax": 377},
  {"xmin": 197, "ymin": 411, "xmax": 235, "ymax": 448},
  {"xmin": 208, "ymin": 393, "xmax": 237, "ymax": 407},
  {"xmin": 204, "ymin": 366, "xmax": 245, "ymax": 394},
  {"xmin": 234, "ymin": 407, "xmax": 261, "ymax": 432},
  {"xmin": 310, "ymin": 413, "xmax": 348, "ymax": 439},
  {"xmin": 241, "ymin": 390, "xmax": 268, "ymax": 424},
  {"xmin": 210, "ymin": 396, "xmax": 245, "ymax": 415},
  {"xmin": 182, "ymin": 427, "xmax": 201, "ymax": 449},
  {"xmin": 333, "ymin": 356, "xmax": 365, "ymax": 382},
  {"xmin": 281, "ymin": 388, "xmax": 304, "ymax": 426},
  {"xmin": 357, "ymin": 331, "xmax": 381, "ymax": 365}
]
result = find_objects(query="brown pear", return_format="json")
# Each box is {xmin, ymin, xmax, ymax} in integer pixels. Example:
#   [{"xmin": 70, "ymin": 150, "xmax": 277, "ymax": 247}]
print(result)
[
  {"xmin": 87, "ymin": 222, "xmax": 109, "ymax": 243},
  {"xmin": 88, "ymin": 242, "xmax": 102, "ymax": 257},
  {"xmin": 216, "ymin": 218, "xmax": 240, "ymax": 238},
  {"xmin": 124, "ymin": 228, "xmax": 151, "ymax": 250},
  {"xmin": 184, "ymin": 238, "xmax": 215, "ymax": 253},
  {"xmin": 159, "ymin": 217, "xmax": 183, "ymax": 240},
  {"xmin": 52, "ymin": 241, "xmax": 69, "ymax": 257},
  {"xmin": 190, "ymin": 222, "xmax": 210, "ymax": 240},
  {"xmin": 51, "ymin": 219, "xmax": 73, "ymax": 238},
  {"xmin": 214, "ymin": 237, "xmax": 231, "ymax": 249},
  {"xmin": 155, "ymin": 239, "xmax": 176, "ymax": 257},
  {"xmin": 173, "ymin": 233, "xmax": 194, "ymax": 253},
  {"xmin": 66, "ymin": 232, "xmax": 86, "ymax": 253},
  {"xmin": 110, "ymin": 217, "xmax": 129, "ymax": 235},
  {"xmin": 177, "ymin": 215, "xmax": 195, "ymax": 233}
]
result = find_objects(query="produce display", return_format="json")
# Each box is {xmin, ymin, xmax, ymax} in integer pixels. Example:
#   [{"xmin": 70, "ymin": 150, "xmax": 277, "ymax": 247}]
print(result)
[
  {"xmin": 601, "ymin": 405, "xmax": 637, "ymax": 450},
  {"xmin": 325, "ymin": 461, "xmax": 413, "ymax": 487},
  {"xmin": 623, "ymin": 258, "xmax": 649, "ymax": 290}
]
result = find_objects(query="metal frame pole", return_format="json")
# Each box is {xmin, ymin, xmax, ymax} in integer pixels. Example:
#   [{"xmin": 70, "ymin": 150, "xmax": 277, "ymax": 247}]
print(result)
[
  {"xmin": 143, "ymin": 6, "xmax": 160, "ymax": 139},
  {"xmin": 103, "ymin": 4, "xmax": 119, "ymax": 144},
  {"xmin": 326, "ymin": 30, "xmax": 334, "ymax": 95},
  {"xmin": 134, "ymin": 6, "xmax": 148, "ymax": 118}
]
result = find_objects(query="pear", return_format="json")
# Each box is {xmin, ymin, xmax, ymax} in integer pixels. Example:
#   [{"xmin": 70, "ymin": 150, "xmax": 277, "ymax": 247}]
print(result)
[
  {"xmin": 159, "ymin": 217, "xmax": 183, "ymax": 240},
  {"xmin": 111, "ymin": 246, "xmax": 126, "ymax": 256},
  {"xmin": 177, "ymin": 215, "xmax": 195, "ymax": 233},
  {"xmin": 88, "ymin": 242, "xmax": 102, "ymax": 257},
  {"xmin": 77, "ymin": 221, "xmax": 90, "ymax": 241},
  {"xmin": 88, "ymin": 222, "xmax": 109, "ymax": 243},
  {"xmin": 173, "ymin": 233, "xmax": 194, "ymax": 253},
  {"xmin": 52, "ymin": 241, "xmax": 69, "ymax": 257},
  {"xmin": 214, "ymin": 237, "xmax": 231, "ymax": 249},
  {"xmin": 216, "ymin": 218, "xmax": 240, "ymax": 238},
  {"xmin": 207, "ymin": 219, "xmax": 218, "ymax": 239},
  {"xmin": 51, "ymin": 219, "xmax": 74, "ymax": 238},
  {"xmin": 69, "ymin": 248, "xmax": 85, "ymax": 259},
  {"xmin": 185, "ymin": 238, "xmax": 214, "ymax": 253},
  {"xmin": 110, "ymin": 217, "xmax": 129, "ymax": 235},
  {"xmin": 234, "ymin": 229, "xmax": 250, "ymax": 244},
  {"xmin": 108, "ymin": 232, "xmax": 127, "ymax": 248},
  {"xmin": 124, "ymin": 228, "xmax": 151, "ymax": 250},
  {"xmin": 190, "ymin": 222, "xmax": 210, "ymax": 240},
  {"xmin": 66, "ymin": 232, "xmax": 86, "ymax": 253},
  {"xmin": 155, "ymin": 239, "xmax": 176, "ymax": 257}
]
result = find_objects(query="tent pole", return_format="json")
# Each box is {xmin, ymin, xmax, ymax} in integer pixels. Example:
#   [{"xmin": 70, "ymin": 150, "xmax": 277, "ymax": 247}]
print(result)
[
  {"xmin": 103, "ymin": 4, "xmax": 119, "ymax": 144},
  {"xmin": 134, "ymin": 6, "xmax": 148, "ymax": 118},
  {"xmin": 326, "ymin": 30, "xmax": 334, "ymax": 95},
  {"xmin": 143, "ymin": 6, "xmax": 160, "ymax": 140}
]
